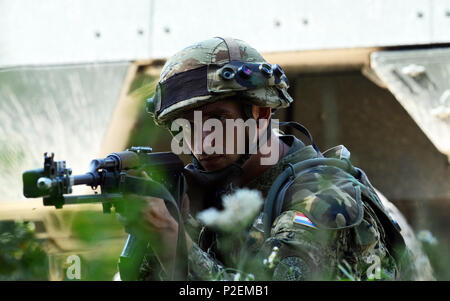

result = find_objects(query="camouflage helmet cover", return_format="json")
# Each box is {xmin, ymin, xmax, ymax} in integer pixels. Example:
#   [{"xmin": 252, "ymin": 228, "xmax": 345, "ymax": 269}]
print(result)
[{"xmin": 147, "ymin": 37, "xmax": 293, "ymax": 125}]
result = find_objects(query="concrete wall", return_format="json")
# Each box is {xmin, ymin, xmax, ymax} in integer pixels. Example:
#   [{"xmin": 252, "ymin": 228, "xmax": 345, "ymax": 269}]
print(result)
[{"xmin": 2, "ymin": 0, "xmax": 450, "ymax": 68}]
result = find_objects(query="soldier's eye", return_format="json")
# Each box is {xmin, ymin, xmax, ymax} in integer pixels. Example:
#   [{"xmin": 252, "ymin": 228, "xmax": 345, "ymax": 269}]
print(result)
[{"xmin": 212, "ymin": 114, "xmax": 227, "ymax": 121}]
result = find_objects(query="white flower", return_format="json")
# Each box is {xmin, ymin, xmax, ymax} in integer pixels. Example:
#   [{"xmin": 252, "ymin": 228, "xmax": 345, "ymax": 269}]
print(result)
[
  {"xmin": 233, "ymin": 273, "xmax": 241, "ymax": 281},
  {"xmin": 196, "ymin": 188, "xmax": 263, "ymax": 233},
  {"xmin": 417, "ymin": 230, "xmax": 438, "ymax": 245},
  {"xmin": 263, "ymin": 246, "xmax": 280, "ymax": 269}
]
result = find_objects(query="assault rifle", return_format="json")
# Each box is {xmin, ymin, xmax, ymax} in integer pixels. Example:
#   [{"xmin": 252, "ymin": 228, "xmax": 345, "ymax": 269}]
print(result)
[{"xmin": 22, "ymin": 146, "xmax": 188, "ymax": 280}]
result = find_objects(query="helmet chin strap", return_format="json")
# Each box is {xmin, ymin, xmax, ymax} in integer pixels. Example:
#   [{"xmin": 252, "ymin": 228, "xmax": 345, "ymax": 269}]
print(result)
[{"xmin": 184, "ymin": 156, "xmax": 244, "ymax": 210}]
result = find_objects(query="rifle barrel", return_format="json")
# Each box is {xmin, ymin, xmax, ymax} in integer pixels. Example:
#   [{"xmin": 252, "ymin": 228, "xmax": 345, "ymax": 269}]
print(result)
[{"xmin": 73, "ymin": 173, "xmax": 100, "ymax": 186}]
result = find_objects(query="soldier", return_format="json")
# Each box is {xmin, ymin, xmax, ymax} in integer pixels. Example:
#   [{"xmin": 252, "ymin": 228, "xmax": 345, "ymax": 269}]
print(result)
[{"xmin": 133, "ymin": 37, "xmax": 418, "ymax": 281}]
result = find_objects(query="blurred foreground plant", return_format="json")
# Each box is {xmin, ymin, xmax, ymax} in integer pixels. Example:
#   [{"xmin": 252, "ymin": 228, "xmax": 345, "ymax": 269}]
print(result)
[
  {"xmin": 67, "ymin": 210, "xmax": 126, "ymax": 280},
  {"xmin": 197, "ymin": 188, "xmax": 263, "ymax": 233},
  {"xmin": 417, "ymin": 229, "xmax": 450, "ymax": 280},
  {"xmin": 0, "ymin": 221, "xmax": 48, "ymax": 280}
]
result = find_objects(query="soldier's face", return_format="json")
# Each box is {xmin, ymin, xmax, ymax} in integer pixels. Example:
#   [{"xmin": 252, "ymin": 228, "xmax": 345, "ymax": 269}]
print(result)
[{"xmin": 179, "ymin": 99, "xmax": 252, "ymax": 172}]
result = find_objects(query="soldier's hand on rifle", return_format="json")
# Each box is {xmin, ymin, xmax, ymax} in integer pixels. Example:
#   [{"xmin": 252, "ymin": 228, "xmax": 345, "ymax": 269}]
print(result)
[{"xmin": 120, "ymin": 171, "xmax": 193, "ymax": 268}]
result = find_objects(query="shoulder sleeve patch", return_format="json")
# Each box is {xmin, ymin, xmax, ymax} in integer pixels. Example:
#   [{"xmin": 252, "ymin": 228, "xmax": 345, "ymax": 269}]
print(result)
[
  {"xmin": 292, "ymin": 212, "xmax": 317, "ymax": 229},
  {"xmin": 284, "ymin": 166, "xmax": 364, "ymax": 230}
]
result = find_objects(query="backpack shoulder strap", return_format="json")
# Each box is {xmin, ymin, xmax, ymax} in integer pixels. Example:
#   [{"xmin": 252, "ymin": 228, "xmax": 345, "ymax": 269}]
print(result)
[{"xmin": 264, "ymin": 145, "xmax": 410, "ymax": 272}]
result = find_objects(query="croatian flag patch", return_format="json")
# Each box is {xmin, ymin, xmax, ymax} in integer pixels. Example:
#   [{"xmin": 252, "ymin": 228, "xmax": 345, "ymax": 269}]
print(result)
[{"xmin": 293, "ymin": 212, "xmax": 317, "ymax": 229}]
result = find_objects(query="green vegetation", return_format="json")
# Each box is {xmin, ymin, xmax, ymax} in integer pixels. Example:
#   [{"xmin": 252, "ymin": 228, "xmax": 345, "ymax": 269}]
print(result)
[{"xmin": 0, "ymin": 221, "xmax": 48, "ymax": 280}]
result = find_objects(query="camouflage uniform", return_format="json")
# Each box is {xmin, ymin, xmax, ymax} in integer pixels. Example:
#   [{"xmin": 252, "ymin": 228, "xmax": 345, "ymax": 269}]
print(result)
[
  {"xmin": 185, "ymin": 135, "xmax": 405, "ymax": 281},
  {"xmin": 143, "ymin": 37, "xmax": 415, "ymax": 281}
]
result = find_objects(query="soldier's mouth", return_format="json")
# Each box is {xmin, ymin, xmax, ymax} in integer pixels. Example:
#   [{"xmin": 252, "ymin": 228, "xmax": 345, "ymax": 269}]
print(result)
[
  {"xmin": 198, "ymin": 154, "xmax": 226, "ymax": 162},
  {"xmin": 198, "ymin": 155, "xmax": 227, "ymax": 171}
]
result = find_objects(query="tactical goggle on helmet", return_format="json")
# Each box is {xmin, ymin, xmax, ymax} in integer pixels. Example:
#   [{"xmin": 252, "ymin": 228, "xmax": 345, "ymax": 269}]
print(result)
[{"xmin": 146, "ymin": 37, "xmax": 293, "ymax": 126}]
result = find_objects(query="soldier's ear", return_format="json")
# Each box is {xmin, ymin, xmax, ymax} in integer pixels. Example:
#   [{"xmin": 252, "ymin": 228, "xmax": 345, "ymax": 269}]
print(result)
[{"xmin": 251, "ymin": 105, "xmax": 271, "ymax": 121}]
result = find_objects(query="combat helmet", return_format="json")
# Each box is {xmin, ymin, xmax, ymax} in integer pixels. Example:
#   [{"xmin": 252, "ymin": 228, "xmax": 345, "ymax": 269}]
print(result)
[{"xmin": 146, "ymin": 37, "xmax": 293, "ymax": 125}]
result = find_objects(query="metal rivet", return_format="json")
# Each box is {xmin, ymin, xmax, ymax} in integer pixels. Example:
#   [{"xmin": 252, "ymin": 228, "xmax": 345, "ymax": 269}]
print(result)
[
  {"xmin": 137, "ymin": 28, "xmax": 144, "ymax": 35},
  {"xmin": 164, "ymin": 26, "xmax": 171, "ymax": 34},
  {"xmin": 302, "ymin": 18, "xmax": 309, "ymax": 25},
  {"xmin": 259, "ymin": 63, "xmax": 273, "ymax": 78},
  {"xmin": 417, "ymin": 11, "xmax": 424, "ymax": 18},
  {"xmin": 274, "ymin": 20, "xmax": 281, "ymax": 27},
  {"xmin": 221, "ymin": 67, "xmax": 235, "ymax": 80},
  {"xmin": 94, "ymin": 31, "xmax": 101, "ymax": 38}
]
